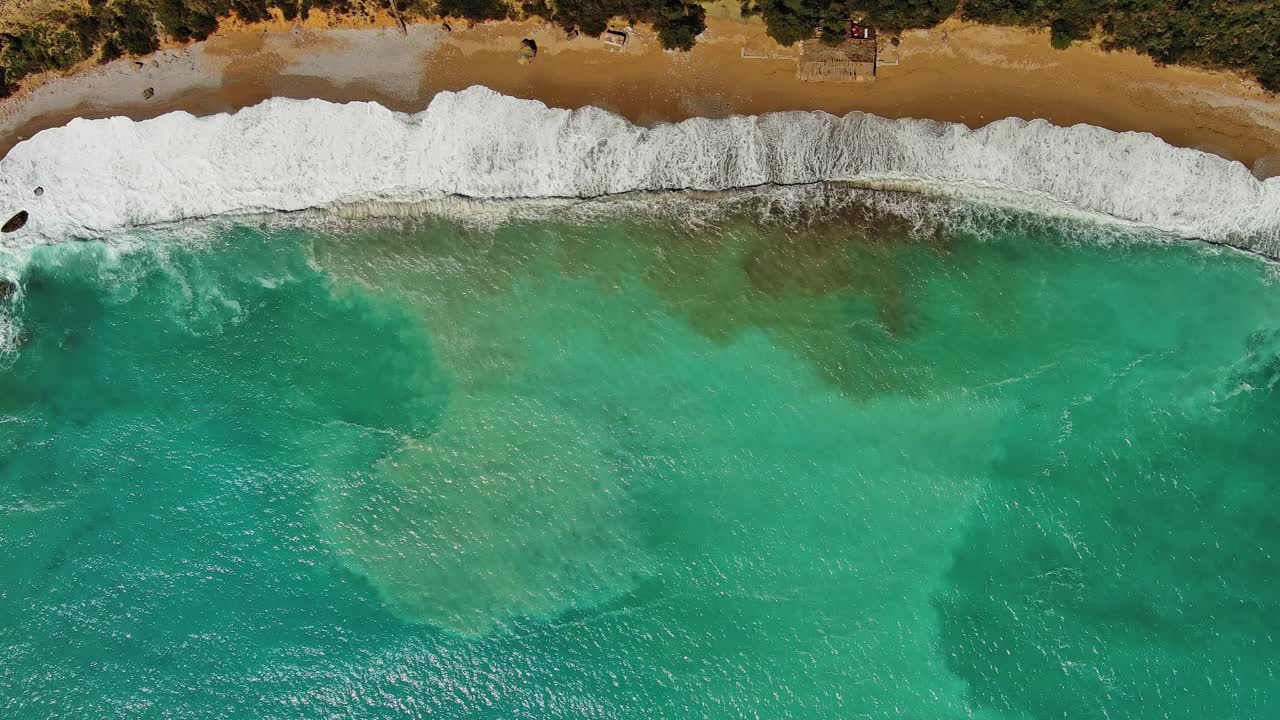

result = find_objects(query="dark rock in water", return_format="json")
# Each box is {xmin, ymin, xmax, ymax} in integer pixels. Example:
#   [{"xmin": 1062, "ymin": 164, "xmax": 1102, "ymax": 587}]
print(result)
[
  {"xmin": 15, "ymin": 328, "xmax": 32, "ymax": 348},
  {"xmin": 0, "ymin": 279, "xmax": 15, "ymax": 301},
  {"xmin": 2, "ymin": 211, "xmax": 28, "ymax": 233},
  {"xmin": 142, "ymin": 87, "xmax": 155, "ymax": 100},
  {"xmin": 33, "ymin": 186, "xmax": 43, "ymax": 196}
]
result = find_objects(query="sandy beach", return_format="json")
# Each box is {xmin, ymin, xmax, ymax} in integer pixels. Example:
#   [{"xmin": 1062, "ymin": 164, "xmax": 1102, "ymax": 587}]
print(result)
[{"xmin": 1, "ymin": 10, "xmax": 1279, "ymax": 176}]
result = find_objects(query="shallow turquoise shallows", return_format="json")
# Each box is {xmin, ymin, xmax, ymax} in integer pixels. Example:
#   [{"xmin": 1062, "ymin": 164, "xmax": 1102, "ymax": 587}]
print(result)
[{"xmin": 2, "ymin": 202, "xmax": 1279, "ymax": 719}]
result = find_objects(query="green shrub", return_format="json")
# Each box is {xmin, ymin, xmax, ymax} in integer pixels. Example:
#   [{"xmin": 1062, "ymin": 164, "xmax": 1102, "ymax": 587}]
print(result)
[
  {"xmin": 113, "ymin": 0, "xmax": 161, "ymax": 55},
  {"xmin": 436, "ymin": 0, "xmax": 508, "ymax": 20},
  {"xmin": 100, "ymin": 36, "xmax": 125, "ymax": 63}
]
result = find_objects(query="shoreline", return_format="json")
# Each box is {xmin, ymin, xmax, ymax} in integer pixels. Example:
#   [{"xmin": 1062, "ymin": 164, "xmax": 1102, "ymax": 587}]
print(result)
[
  {"xmin": 1, "ymin": 14, "xmax": 1279, "ymax": 175},
  {"xmin": 3, "ymin": 83, "xmax": 1275, "ymax": 259}
]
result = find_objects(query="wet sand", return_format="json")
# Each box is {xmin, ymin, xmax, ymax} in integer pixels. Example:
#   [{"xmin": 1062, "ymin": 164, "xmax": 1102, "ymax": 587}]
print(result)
[{"xmin": 2, "ymin": 13, "xmax": 1279, "ymax": 175}]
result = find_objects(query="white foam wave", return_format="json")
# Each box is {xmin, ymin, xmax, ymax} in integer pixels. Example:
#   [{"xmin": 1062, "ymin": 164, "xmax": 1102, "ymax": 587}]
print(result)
[
  {"xmin": 1, "ymin": 85, "xmax": 1277, "ymax": 255},
  {"xmin": 0, "ymin": 314, "xmax": 16, "ymax": 360}
]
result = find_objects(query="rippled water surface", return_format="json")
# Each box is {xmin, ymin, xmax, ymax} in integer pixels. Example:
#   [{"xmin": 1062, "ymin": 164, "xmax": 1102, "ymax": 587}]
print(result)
[{"xmin": 2, "ymin": 201, "xmax": 1279, "ymax": 718}]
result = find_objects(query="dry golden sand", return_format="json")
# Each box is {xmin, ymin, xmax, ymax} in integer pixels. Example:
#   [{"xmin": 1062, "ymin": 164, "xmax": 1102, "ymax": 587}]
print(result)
[{"xmin": 2, "ymin": 13, "xmax": 1279, "ymax": 175}]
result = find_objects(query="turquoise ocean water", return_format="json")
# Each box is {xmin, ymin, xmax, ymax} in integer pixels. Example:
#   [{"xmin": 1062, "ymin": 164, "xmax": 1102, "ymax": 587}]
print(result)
[{"xmin": 1, "ymin": 195, "xmax": 1279, "ymax": 718}]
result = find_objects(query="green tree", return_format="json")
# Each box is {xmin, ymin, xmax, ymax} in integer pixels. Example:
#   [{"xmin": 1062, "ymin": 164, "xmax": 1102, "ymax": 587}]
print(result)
[
  {"xmin": 754, "ymin": 0, "xmax": 824, "ymax": 46},
  {"xmin": 654, "ymin": 0, "xmax": 706, "ymax": 50},
  {"xmin": 855, "ymin": 0, "xmax": 957, "ymax": 31}
]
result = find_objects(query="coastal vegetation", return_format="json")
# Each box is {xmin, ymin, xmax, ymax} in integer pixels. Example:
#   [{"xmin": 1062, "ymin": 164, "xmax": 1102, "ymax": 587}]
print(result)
[
  {"xmin": 746, "ymin": 0, "xmax": 956, "ymax": 45},
  {"xmin": 962, "ymin": 0, "xmax": 1279, "ymax": 92},
  {"xmin": 0, "ymin": 0, "xmax": 1277, "ymax": 97}
]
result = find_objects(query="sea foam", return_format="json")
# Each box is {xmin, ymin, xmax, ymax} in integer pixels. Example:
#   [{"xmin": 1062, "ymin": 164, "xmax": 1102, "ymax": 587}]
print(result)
[{"xmin": 0, "ymin": 85, "xmax": 1277, "ymax": 255}]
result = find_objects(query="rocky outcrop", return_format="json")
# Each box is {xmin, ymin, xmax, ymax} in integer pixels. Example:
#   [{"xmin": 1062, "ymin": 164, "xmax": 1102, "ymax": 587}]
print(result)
[
  {"xmin": 518, "ymin": 39, "xmax": 537, "ymax": 64},
  {"xmin": 2, "ymin": 210, "xmax": 27, "ymax": 233}
]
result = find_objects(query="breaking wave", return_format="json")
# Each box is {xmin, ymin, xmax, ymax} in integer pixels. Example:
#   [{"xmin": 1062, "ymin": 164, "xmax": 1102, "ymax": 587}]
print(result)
[{"xmin": 0, "ymin": 85, "xmax": 1277, "ymax": 255}]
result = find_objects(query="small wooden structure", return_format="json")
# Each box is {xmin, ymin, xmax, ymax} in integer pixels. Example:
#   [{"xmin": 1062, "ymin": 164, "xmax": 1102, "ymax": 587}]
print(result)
[
  {"xmin": 603, "ymin": 29, "xmax": 628, "ymax": 49},
  {"xmin": 797, "ymin": 21, "xmax": 878, "ymax": 82}
]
